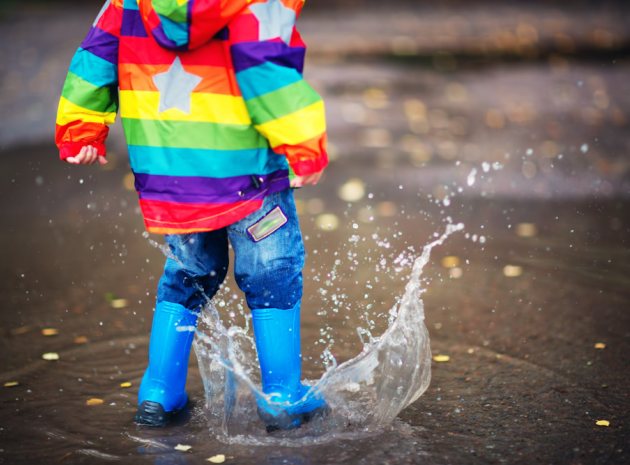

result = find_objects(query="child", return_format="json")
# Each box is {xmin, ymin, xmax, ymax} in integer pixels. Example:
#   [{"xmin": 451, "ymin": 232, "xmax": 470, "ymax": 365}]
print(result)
[{"xmin": 55, "ymin": 0, "xmax": 329, "ymax": 431}]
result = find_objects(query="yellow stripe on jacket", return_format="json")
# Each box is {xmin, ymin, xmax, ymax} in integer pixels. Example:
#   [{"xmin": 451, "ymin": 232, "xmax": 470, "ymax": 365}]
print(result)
[
  {"xmin": 56, "ymin": 96, "xmax": 117, "ymax": 126},
  {"xmin": 119, "ymin": 90, "xmax": 251, "ymax": 125},
  {"xmin": 255, "ymin": 100, "xmax": 326, "ymax": 149}
]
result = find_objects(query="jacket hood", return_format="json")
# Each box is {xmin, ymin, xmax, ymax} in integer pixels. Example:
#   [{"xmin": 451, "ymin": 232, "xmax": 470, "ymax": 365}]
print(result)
[{"xmin": 138, "ymin": 0, "xmax": 250, "ymax": 50}]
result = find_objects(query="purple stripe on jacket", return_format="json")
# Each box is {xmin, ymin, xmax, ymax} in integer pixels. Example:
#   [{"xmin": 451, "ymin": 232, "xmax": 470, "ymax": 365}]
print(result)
[
  {"xmin": 135, "ymin": 170, "xmax": 290, "ymax": 204},
  {"xmin": 80, "ymin": 27, "xmax": 119, "ymax": 64},
  {"xmin": 230, "ymin": 42, "xmax": 305, "ymax": 73},
  {"xmin": 121, "ymin": 9, "xmax": 148, "ymax": 37}
]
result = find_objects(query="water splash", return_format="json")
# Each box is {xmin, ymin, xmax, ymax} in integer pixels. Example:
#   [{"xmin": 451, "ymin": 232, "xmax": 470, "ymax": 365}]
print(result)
[{"xmin": 192, "ymin": 223, "xmax": 464, "ymax": 445}]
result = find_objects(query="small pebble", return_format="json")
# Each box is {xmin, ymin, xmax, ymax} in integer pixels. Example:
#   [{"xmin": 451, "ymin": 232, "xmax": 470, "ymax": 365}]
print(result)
[{"xmin": 449, "ymin": 267, "xmax": 463, "ymax": 279}]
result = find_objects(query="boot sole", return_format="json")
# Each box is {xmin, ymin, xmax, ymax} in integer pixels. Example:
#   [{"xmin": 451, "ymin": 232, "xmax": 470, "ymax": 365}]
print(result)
[{"xmin": 134, "ymin": 400, "xmax": 187, "ymax": 427}]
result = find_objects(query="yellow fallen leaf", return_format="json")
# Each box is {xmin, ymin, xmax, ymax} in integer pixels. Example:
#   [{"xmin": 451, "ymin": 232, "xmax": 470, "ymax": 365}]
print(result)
[
  {"xmin": 441, "ymin": 256, "xmax": 460, "ymax": 269},
  {"xmin": 4, "ymin": 381, "xmax": 19, "ymax": 388},
  {"xmin": 123, "ymin": 173, "xmax": 135, "ymax": 191},
  {"xmin": 110, "ymin": 298, "xmax": 128, "ymax": 309},
  {"xmin": 315, "ymin": 213, "xmax": 339, "ymax": 231},
  {"xmin": 595, "ymin": 420, "xmax": 610, "ymax": 427},
  {"xmin": 503, "ymin": 265, "xmax": 523, "ymax": 277},
  {"xmin": 433, "ymin": 354, "xmax": 450, "ymax": 363},
  {"xmin": 594, "ymin": 342, "xmax": 606, "ymax": 350},
  {"xmin": 86, "ymin": 398, "xmax": 104, "ymax": 406},
  {"xmin": 363, "ymin": 87, "xmax": 389, "ymax": 109},
  {"xmin": 207, "ymin": 455, "xmax": 226, "ymax": 464},
  {"xmin": 516, "ymin": 223, "xmax": 538, "ymax": 238},
  {"xmin": 120, "ymin": 382, "xmax": 132, "ymax": 388},
  {"xmin": 41, "ymin": 328, "xmax": 59, "ymax": 336},
  {"xmin": 74, "ymin": 336, "xmax": 89, "ymax": 344},
  {"xmin": 10, "ymin": 326, "xmax": 31, "ymax": 336},
  {"xmin": 338, "ymin": 178, "xmax": 366, "ymax": 202},
  {"xmin": 42, "ymin": 352, "xmax": 60, "ymax": 361},
  {"xmin": 174, "ymin": 444, "xmax": 192, "ymax": 452}
]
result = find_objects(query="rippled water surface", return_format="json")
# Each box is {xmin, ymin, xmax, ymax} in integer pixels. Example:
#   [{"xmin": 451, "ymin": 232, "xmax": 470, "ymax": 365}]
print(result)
[{"xmin": 2, "ymin": 3, "xmax": 630, "ymax": 463}]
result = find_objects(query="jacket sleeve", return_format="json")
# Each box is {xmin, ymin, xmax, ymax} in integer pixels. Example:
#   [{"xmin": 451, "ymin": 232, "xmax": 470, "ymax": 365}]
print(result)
[
  {"xmin": 228, "ymin": 0, "xmax": 328, "ymax": 176},
  {"xmin": 55, "ymin": 0, "xmax": 122, "ymax": 160}
]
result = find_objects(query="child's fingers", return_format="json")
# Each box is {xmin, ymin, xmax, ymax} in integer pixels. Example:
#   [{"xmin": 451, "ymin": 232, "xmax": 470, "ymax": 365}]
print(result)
[
  {"xmin": 306, "ymin": 171, "xmax": 323, "ymax": 185},
  {"xmin": 78, "ymin": 146, "xmax": 91, "ymax": 163},
  {"xmin": 66, "ymin": 147, "xmax": 87, "ymax": 164},
  {"xmin": 85, "ymin": 146, "xmax": 97, "ymax": 164},
  {"xmin": 65, "ymin": 146, "xmax": 106, "ymax": 165},
  {"xmin": 293, "ymin": 171, "xmax": 323, "ymax": 187}
]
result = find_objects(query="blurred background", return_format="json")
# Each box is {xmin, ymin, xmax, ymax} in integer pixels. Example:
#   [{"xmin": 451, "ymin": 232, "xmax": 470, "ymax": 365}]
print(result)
[{"xmin": 1, "ymin": 1, "xmax": 629, "ymax": 464}]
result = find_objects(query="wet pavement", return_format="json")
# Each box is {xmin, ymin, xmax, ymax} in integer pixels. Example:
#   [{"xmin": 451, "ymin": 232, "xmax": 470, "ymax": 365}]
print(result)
[{"xmin": 1, "ymin": 2, "xmax": 629, "ymax": 464}]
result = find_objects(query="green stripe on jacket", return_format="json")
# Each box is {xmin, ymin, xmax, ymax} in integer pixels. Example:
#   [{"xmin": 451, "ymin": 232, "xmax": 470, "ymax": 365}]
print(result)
[
  {"xmin": 245, "ymin": 80, "xmax": 322, "ymax": 125},
  {"xmin": 62, "ymin": 71, "xmax": 118, "ymax": 113},
  {"xmin": 122, "ymin": 118, "xmax": 269, "ymax": 150}
]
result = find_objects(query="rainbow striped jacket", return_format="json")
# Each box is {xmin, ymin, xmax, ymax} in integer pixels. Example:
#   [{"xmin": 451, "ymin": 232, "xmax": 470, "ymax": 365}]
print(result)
[{"xmin": 55, "ymin": 0, "xmax": 328, "ymax": 234}]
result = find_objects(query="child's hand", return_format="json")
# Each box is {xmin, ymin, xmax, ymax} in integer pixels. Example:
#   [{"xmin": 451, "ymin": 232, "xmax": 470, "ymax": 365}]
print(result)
[
  {"xmin": 65, "ymin": 145, "xmax": 108, "ymax": 165},
  {"xmin": 290, "ymin": 170, "xmax": 323, "ymax": 188}
]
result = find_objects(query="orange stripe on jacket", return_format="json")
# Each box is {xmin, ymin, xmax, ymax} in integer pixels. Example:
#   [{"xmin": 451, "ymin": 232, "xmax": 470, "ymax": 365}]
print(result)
[{"xmin": 119, "ymin": 63, "xmax": 237, "ymax": 95}]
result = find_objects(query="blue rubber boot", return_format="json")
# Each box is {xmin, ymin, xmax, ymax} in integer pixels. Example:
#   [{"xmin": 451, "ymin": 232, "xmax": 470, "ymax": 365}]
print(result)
[
  {"xmin": 251, "ymin": 302, "xmax": 329, "ymax": 432},
  {"xmin": 135, "ymin": 301, "xmax": 198, "ymax": 427}
]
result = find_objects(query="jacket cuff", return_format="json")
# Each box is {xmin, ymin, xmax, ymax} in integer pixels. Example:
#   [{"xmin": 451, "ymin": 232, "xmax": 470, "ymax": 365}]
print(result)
[
  {"xmin": 59, "ymin": 141, "xmax": 107, "ymax": 160},
  {"xmin": 289, "ymin": 152, "xmax": 329, "ymax": 176}
]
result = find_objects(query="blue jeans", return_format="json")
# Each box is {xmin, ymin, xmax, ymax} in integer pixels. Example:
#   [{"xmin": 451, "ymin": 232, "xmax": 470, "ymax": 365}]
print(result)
[{"xmin": 156, "ymin": 189, "xmax": 305, "ymax": 311}]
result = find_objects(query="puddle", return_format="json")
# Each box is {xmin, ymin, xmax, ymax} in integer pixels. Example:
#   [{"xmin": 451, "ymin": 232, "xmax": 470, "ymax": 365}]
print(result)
[{"xmin": 192, "ymin": 223, "xmax": 464, "ymax": 445}]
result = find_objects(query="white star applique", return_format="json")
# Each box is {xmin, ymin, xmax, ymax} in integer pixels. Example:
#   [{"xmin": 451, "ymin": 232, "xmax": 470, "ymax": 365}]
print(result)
[
  {"xmin": 152, "ymin": 57, "xmax": 203, "ymax": 114},
  {"xmin": 250, "ymin": 0, "xmax": 296, "ymax": 45}
]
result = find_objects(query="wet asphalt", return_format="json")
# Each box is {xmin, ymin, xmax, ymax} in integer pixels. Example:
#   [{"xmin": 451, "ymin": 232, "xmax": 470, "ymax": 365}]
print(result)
[{"xmin": 1, "ymin": 2, "xmax": 629, "ymax": 464}]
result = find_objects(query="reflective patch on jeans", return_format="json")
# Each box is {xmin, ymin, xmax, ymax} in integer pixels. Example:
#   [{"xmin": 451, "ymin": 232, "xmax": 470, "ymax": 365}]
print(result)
[{"xmin": 247, "ymin": 206, "xmax": 288, "ymax": 242}]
